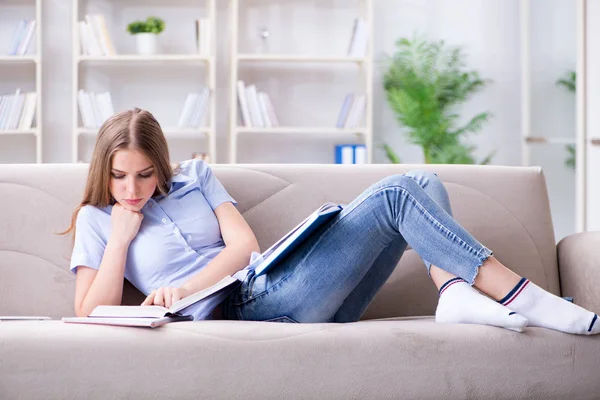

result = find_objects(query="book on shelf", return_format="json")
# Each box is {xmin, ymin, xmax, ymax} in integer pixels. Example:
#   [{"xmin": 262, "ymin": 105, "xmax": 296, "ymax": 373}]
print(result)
[
  {"xmin": 7, "ymin": 20, "xmax": 36, "ymax": 56},
  {"xmin": 335, "ymin": 144, "xmax": 366, "ymax": 164},
  {"xmin": 79, "ymin": 14, "xmax": 116, "ymax": 56},
  {"xmin": 237, "ymin": 80, "xmax": 279, "ymax": 129},
  {"xmin": 347, "ymin": 17, "xmax": 369, "ymax": 58},
  {"xmin": 78, "ymin": 90, "xmax": 115, "ymax": 129},
  {"xmin": 178, "ymin": 88, "xmax": 211, "ymax": 129},
  {"xmin": 0, "ymin": 90, "xmax": 37, "ymax": 131},
  {"xmin": 195, "ymin": 19, "xmax": 211, "ymax": 56},
  {"xmin": 336, "ymin": 93, "xmax": 366, "ymax": 129}
]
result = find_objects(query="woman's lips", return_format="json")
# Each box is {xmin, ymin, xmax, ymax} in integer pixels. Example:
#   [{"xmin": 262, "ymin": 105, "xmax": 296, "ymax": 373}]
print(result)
[{"xmin": 125, "ymin": 198, "xmax": 142, "ymax": 205}]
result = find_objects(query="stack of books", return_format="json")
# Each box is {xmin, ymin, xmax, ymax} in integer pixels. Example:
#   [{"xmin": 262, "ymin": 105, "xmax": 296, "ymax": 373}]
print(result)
[
  {"xmin": 335, "ymin": 144, "xmax": 367, "ymax": 164},
  {"xmin": 347, "ymin": 17, "xmax": 369, "ymax": 58},
  {"xmin": 236, "ymin": 80, "xmax": 279, "ymax": 128},
  {"xmin": 195, "ymin": 19, "xmax": 211, "ymax": 56},
  {"xmin": 77, "ymin": 90, "xmax": 115, "ymax": 129},
  {"xmin": 0, "ymin": 89, "xmax": 37, "ymax": 131},
  {"xmin": 7, "ymin": 20, "xmax": 36, "ymax": 56},
  {"xmin": 178, "ymin": 88, "xmax": 211, "ymax": 129},
  {"xmin": 78, "ymin": 14, "xmax": 117, "ymax": 56},
  {"xmin": 336, "ymin": 93, "xmax": 366, "ymax": 129}
]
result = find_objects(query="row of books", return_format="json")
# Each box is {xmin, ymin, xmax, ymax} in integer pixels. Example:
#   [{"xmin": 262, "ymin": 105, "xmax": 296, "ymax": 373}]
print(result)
[
  {"xmin": 347, "ymin": 18, "xmax": 369, "ymax": 58},
  {"xmin": 0, "ymin": 90, "xmax": 37, "ymax": 131},
  {"xmin": 335, "ymin": 144, "xmax": 367, "ymax": 164},
  {"xmin": 7, "ymin": 20, "xmax": 36, "ymax": 56},
  {"xmin": 77, "ymin": 90, "xmax": 115, "ymax": 129},
  {"xmin": 336, "ymin": 93, "xmax": 366, "ymax": 129},
  {"xmin": 79, "ymin": 14, "xmax": 117, "ymax": 56},
  {"xmin": 195, "ymin": 19, "xmax": 211, "ymax": 56},
  {"xmin": 237, "ymin": 81, "xmax": 279, "ymax": 128},
  {"xmin": 178, "ymin": 88, "xmax": 211, "ymax": 128}
]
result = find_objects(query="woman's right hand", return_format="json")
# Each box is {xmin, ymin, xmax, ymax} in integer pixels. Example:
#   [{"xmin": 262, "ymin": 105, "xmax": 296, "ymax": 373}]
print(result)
[{"xmin": 110, "ymin": 203, "xmax": 144, "ymax": 245}]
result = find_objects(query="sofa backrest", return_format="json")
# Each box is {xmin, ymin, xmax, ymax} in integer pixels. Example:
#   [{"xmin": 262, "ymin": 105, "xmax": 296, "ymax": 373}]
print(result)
[{"xmin": 0, "ymin": 163, "xmax": 559, "ymax": 320}]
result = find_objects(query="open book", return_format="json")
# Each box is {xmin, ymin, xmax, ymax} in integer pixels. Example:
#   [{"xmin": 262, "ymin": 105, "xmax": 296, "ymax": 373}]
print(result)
[
  {"xmin": 62, "ymin": 274, "xmax": 241, "ymax": 328},
  {"xmin": 253, "ymin": 202, "xmax": 344, "ymax": 277}
]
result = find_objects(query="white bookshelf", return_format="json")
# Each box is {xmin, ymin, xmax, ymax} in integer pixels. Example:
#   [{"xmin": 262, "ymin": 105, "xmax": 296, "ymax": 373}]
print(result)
[
  {"xmin": 0, "ymin": 0, "xmax": 42, "ymax": 163},
  {"xmin": 71, "ymin": 0, "xmax": 217, "ymax": 163},
  {"xmin": 228, "ymin": 0, "xmax": 374, "ymax": 164}
]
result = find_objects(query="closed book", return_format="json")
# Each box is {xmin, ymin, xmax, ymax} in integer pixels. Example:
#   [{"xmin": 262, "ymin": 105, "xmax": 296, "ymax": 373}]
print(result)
[
  {"xmin": 354, "ymin": 145, "xmax": 366, "ymax": 164},
  {"xmin": 0, "ymin": 95, "xmax": 15, "ymax": 130},
  {"xmin": 237, "ymin": 80, "xmax": 252, "ymax": 127},
  {"xmin": 16, "ymin": 20, "xmax": 36, "ymax": 56},
  {"xmin": 257, "ymin": 92, "xmax": 272, "ymax": 128},
  {"xmin": 178, "ymin": 93, "xmax": 200, "ymax": 128},
  {"xmin": 95, "ymin": 14, "xmax": 117, "ymax": 55},
  {"xmin": 263, "ymin": 93, "xmax": 279, "ymax": 127},
  {"xmin": 253, "ymin": 202, "xmax": 344, "ymax": 277},
  {"xmin": 190, "ymin": 88, "xmax": 210, "ymax": 128},
  {"xmin": 18, "ymin": 92, "xmax": 37, "ymax": 130},
  {"xmin": 6, "ymin": 89, "xmax": 22, "ymax": 130},
  {"xmin": 245, "ymin": 85, "xmax": 264, "ymax": 128},
  {"xmin": 8, "ymin": 20, "xmax": 28, "ymax": 56},
  {"xmin": 84, "ymin": 16, "xmax": 104, "ymax": 56},
  {"xmin": 336, "ymin": 93, "xmax": 354, "ymax": 128}
]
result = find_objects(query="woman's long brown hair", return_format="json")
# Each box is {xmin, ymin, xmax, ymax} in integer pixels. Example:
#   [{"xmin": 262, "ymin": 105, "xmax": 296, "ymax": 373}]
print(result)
[{"xmin": 58, "ymin": 108, "xmax": 177, "ymax": 247}]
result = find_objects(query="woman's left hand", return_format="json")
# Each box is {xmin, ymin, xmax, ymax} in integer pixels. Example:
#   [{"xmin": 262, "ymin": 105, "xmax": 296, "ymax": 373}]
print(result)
[{"xmin": 141, "ymin": 286, "xmax": 189, "ymax": 308}]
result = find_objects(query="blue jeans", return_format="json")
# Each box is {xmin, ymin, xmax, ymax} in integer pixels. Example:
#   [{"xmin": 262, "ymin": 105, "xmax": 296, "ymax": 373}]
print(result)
[{"xmin": 221, "ymin": 170, "xmax": 494, "ymax": 323}]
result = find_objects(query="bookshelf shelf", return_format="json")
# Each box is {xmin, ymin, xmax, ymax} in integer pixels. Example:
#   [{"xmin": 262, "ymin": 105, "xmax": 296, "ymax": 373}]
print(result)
[
  {"xmin": 236, "ymin": 127, "xmax": 367, "ymax": 135},
  {"xmin": 0, "ymin": 0, "xmax": 42, "ymax": 163},
  {"xmin": 72, "ymin": 0, "xmax": 217, "ymax": 163},
  {"xmin": 77, "ymin": 54, "xmax": 211, "ymax": 63},
  {"xmin": 228, "ymin": 0, "xmax": 374, "ymax": 164},
  {"xmin": 77, "ymin": 127, "xmax": 210, "ymax": 138},
  {"xmin": 237, "ymin": 54, "xmax": 366, "ymax": 64},
  {"xmin": 0, "ymin": 55, "xmax": 39, "ymax": 64},
  {"xmin": 0, "ymin": 129, "xmax": 39, "ymax": 136}
]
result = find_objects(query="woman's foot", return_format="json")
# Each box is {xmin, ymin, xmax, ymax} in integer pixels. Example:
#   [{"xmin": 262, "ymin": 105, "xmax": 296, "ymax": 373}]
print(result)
[
  {"xmin": 498, "ymin": 278, "xmax": 599, "ymax": 335},
  {"xmin": 436, "ymin": 278, "xmax": 528, "ymax": 332}
]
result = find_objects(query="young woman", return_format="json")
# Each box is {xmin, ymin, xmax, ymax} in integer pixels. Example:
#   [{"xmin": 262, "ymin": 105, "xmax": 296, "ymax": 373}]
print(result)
[{"xmin": 63, "ymin": 108, "xmax": 598, "ymax": 335}]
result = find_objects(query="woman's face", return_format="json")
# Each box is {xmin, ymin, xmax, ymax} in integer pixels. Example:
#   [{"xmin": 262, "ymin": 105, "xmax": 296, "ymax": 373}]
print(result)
[{"xmin": 109, "ymin": 149, "xmax": 159, "ymax": 211}]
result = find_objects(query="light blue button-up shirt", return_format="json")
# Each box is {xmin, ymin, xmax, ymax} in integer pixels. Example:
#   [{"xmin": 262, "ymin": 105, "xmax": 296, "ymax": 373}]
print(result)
[{"xmin": 70, "ymin": 159, "xmax": 246, "ymax": 320}]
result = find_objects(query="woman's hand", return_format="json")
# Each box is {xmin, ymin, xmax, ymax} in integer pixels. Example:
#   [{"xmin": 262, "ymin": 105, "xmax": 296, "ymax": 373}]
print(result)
[
  {"xmin": 110, "ymin": 203, "xmax": 144, "ymax": 245},
  {"xmin": 141, "ymin": 286, "xmax": 190, "ymax": 308}
]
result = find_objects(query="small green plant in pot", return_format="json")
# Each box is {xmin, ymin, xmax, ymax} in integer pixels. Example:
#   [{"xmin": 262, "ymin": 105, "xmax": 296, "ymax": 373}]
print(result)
[
  {"xmin": 382, "ymin": 35, "xmax": 495, "ymax": 164},
  {"xmin": 127, "ymin": 16, "xmax": 165, "ymax": 55}
]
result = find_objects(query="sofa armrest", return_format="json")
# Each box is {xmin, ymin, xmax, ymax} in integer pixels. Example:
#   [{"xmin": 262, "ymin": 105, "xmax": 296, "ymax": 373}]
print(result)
[{"xmin": 557, "ymin": 231, "xmax": 600, "ymax": 314}]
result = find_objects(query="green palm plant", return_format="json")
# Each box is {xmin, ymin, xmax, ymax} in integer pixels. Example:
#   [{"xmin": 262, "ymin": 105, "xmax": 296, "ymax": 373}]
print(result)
[{"xmin": 382, "ymin": 36, "xmax": 495, "ymax": 164}]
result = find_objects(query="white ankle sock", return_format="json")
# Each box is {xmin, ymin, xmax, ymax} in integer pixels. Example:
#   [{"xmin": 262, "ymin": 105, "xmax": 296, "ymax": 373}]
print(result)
[
  {"xmin": 435, "ymin": 278, "xmax": 528, "ymax": 332},
  {"xmin": 499, "ymin": 278, "xmax": 599, "ymax": 335}
]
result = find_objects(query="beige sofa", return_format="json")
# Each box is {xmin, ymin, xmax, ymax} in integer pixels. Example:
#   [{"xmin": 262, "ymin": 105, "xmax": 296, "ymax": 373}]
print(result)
[{"xmin": 1, "ymin": 163, "xmax": 599, "ymax": 399}]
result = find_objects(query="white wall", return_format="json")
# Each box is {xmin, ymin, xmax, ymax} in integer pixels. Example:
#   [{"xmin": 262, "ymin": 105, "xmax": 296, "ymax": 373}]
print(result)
[{"xmin": 0, "ymin": 0, "xmax": 586, "ymax": 241}]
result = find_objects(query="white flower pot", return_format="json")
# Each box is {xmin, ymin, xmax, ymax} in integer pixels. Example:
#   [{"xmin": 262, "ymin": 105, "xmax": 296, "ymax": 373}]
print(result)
[{"xmin": 135, "ymin": 33, "xmax": 157, "ymax": 55}]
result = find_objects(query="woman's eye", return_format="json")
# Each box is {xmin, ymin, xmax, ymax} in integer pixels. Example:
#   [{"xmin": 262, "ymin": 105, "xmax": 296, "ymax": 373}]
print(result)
[
  {"xmin": 140, "ymin": 173, "xmax": 153, "ymax": 179},
  {"xmin": 111, "ymin": 174, "xmax": 125, "ymax": 179}
]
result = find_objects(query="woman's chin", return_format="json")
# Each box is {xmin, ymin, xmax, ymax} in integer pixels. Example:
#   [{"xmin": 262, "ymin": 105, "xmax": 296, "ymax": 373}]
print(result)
[{"xmin": 120, "ymin": 201, "xmax": 145, "ymax": 211}]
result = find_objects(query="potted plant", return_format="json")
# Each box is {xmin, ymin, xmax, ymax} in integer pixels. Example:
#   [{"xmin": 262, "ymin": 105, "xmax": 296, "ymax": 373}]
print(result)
[
  {"xmin": 382, "ymin": 35, "xmax": 495, "ymax": 164},
  {"xmin": 127, "ymin": 16, "xmax": 165, "ymax": 55}
]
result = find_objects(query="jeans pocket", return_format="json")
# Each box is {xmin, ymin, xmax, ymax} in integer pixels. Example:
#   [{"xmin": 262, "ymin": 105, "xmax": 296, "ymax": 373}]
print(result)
[{"xmin": 262, "ymin": 316, "xmax": 299, "ymax": 323}]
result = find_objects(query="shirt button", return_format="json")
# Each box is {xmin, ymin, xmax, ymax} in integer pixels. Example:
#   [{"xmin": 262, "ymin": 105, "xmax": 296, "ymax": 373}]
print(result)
[{"xmin": 161, "ymin": 218, "xmax": 167, "ymax": 224}]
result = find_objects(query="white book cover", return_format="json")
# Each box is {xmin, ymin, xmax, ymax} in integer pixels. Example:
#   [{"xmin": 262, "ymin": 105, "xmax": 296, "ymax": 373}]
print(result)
[
  {"xmin": 0, "ymin": 97, "xmax": 8, "ymax": 130},
  {"xmin": 6, "ymin": 89, "xmax": 21, "ymax": 130},
  {"xmin": 89, "ymin": 92, "xmax": 103, "ymax": 128},
  {"xmin": 78, "ymin": 21, "xmax": 93, "ymax": 56},
  {"xmin": 257, "ymin": 92, "xmax": 272, "ymax": 128},
  {"xmin": 345, "ymin": 94, "xmax": 366, "ymax": 128},
  {"xmin": 9, "ymin": 92, "xmax": 26, "ymax": 130},
  {"xmin": 350, "ymin": 18, "xmax": 368, "ymax": 58},
  {"xmin": 341, "ymin": 145, "xmax": 354, "ymax": 164},
  {"xmin": 191, "ymin": 88, "xmax": 210, "ymax": 128},
  {"xmin": 336, "ymin": 93, "xmax": 354, "ymax": 128},
  {"xmin": 96, "ymin": 92, "xmax": 114, "ymax": 124},
  {"xmin": 18, "ymin": 92, "xmax": 37, "ymax": 130},
  {"xmin": 236, "ymin": 80, "xmax": 252, "ymax": 128},
  {"xmin": 354, "ymin": 145, "xmax": 366, "ymax": 164},
  {"xmin": 8, "ymin": 20, "xmax": 28, "ymax": 56},
  {"xmin": 77, "ymin": 90, "xmax": 94, "ymax": 128},
  {"xmin": 245, "ymin": 85, "xmax": 264, "ymax": 128},
  {"xmin": 344, "ymin": 94, "xmax": 359, "ymax": 129},
  {"xmin": 0, "ymin": 94, "xmax": 16, "ymax": 130},
  {"xmin": 84, "ymin": 16, "xmax": 104, "ymax": 56},
  {"xmin": 95, "ymin": 15, "xmax": 117, "ymax": 56},
  {"xmin": 16, "ymin": 20, "xmax": 36, "ymax": 56},
  {"xmin": 263, "ymin": 93, "xmax": 279, "ymax": 127},
  {"xmin": 178, "ymin": 93, "xmax": 200, "ymax": 128}
]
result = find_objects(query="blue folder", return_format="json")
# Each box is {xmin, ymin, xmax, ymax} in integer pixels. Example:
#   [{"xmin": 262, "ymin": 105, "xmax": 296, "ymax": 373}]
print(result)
[{"xmin": 254, "ymin": 202, "xmax": 344, "ymax": 277}]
